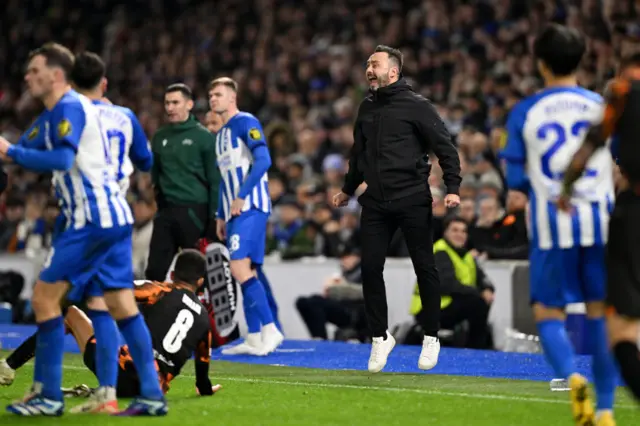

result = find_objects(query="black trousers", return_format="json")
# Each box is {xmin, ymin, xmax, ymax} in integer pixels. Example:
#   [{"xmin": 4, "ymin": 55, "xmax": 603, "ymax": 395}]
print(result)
[
  {"xmin": 296, "ymin": 295, "xmax": 366, "ymax": 340},
  {"xmin": 145, "ymin": 203, "xmax": 209, "ymax": 281},
  {"xmin": 359, "ymin": 194, "xmax": 440, "ymax": 338}
]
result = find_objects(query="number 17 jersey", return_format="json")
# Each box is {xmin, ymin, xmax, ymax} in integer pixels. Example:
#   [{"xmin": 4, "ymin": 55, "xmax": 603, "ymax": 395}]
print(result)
[{"xmin": 502, "ymin": 86, "xmax": 614, "ymax": 250}]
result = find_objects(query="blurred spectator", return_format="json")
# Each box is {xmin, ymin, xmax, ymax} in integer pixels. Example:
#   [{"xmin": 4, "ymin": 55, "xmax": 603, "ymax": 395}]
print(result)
[
  {"xmin": 0, "ymin": 0, "xmax": 638, "ymax": 264},
  {"xmin": 411, "ymin": 217, "xmax": 495, "ymax": 350},
  {"xmin": 266, "ymin": 196, "xmax": 316, "ymax": 260},
  {"xmin": 470, "ymin": 191, "xmax": 529, "ymax": 260},
  {"xmin": 0, "ymin": 195, "xmax": 25, "ymax": 251},
  {"xmin": 295, "ymin": 244, "xmax": 366, "ymax": 342}
]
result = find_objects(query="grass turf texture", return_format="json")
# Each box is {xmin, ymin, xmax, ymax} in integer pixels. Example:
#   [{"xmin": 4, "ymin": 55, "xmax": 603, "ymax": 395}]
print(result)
[{"xmin": 0, "ymin": 351, "xmax": 637, "ymax": 425}]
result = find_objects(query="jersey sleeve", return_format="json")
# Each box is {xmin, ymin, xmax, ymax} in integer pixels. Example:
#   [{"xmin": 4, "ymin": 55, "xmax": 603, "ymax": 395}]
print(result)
[
  {"xmin": 600, "ymin": 78, "xmax": 630, "ymax": 140},
  {"xmin": 124, "ymin": 108, "xmax": 153, "ymax": 172},
  {"xmin": 501, "ymin": 103, "xmax": 527, "ymax": 163},
  {"xmin": 133, "ymin": 280, "xmax": 172, "ymax": 305},
  {"xmin": 49, "ymin": 101, "xmax": 86, "ymax": 151},
  {"xmin": 241, "ymin": 116, "xmax": 267, "ymax": 151},
  {"xmin": 237, "ymin": 116, "xmax": 272, "ymax": 199},
  {"xmin": 194, "ymin": 329, "xmax": 213, "ymax": 392}
]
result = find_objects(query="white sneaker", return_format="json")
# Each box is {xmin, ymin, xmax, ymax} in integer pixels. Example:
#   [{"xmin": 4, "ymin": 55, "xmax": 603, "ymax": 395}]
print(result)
[
  {"xmin": 221, "ymin": 333, "xmax": 263, "ymax": 355},
  {"xmin": 418, "ymin": 335, "xmax": 440, "ymax": 370},
  {"xmin": 69, "ymin": 386, "xmax": 118, "ymax": 414},
  {"xmin": 257, "ymin": 324, "xmax": 284, "ymax": 356},
  {"xmin": 368, "ymin": 331, "xmax": 395, "ymax": 373},
  {"xmin": 0, "ymin": 359, "xmax": 15, "ymax": 386}
]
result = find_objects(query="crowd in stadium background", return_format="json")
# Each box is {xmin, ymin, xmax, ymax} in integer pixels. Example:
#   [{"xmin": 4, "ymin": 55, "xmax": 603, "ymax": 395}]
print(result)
[{"xmin": 0, "ymin": 0, "xmax": 639, "ymax": 274}]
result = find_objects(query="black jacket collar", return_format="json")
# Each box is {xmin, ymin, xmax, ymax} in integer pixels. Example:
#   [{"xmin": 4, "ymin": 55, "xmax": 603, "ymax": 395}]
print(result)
[{"xmin": 370, "ymin": 77, "xmax": 413, "ymax": 100}]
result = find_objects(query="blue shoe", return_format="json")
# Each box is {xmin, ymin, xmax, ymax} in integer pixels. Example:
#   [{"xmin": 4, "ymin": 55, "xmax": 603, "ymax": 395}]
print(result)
[
  {"xmin": 6, "ymin": 395, "xmax": 64, "ymax": 416},
  {"xmin": 113, "ymin": 398, "xmax": 168, "ymax": 416}
]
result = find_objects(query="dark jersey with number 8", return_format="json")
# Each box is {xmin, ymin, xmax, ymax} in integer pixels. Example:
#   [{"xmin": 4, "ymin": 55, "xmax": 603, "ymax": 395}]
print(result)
[{"xmin": 135, "ymin": 281, "xmax": 212, "ymax": 380}]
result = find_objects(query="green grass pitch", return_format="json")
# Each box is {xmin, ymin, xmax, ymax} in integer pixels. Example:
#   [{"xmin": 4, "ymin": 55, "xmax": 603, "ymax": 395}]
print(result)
[{"xmin": 0, "ymin": 351, "xmax": 637, "ymax": 425}]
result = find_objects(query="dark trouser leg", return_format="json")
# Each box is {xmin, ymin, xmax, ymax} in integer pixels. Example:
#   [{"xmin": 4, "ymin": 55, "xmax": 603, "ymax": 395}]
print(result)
[
  {"xmin": 440, "ymin": 294, "xmax": 490, "ymax": 349},
  {"xmin": 296, "ymin": 295, "xmax": 353, "ymax": 339},
  {"xmin": 359, "ymin": 205, "xmax": 396, "ymax": 338},
  {"xmin": 175, "ymin": 204, "xmax": 208, "ymax": 250},
  {"xmin": 397, "ymin": 204, "xmax": 440, "ymax": 337},
  {"xmin": 145, "ymin": 210, "xmax": 178, "ymax": 281}
]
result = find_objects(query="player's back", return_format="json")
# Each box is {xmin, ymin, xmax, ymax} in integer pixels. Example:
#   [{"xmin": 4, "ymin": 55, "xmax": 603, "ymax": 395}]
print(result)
[
  {"xmin": 216, "ymin": 111, "xmax": 271, "ymax": 221},
  {"xmin": 52, "ymin": 91, "xmax": 132, "ymax": 229},
  {"xmin": 516, "ymin": 86, "xmax": 614, "ymax": 250},
  {"xmin": 613, "ymin": 79, "xmax": 640, "ymax": 182},
  {"xmin": 93, "ymin": 101, "xmax": 136, "ymax": 192},
  {"xmin": 135, "ymin": 281, "xmax": 210, "ymax": 378}
]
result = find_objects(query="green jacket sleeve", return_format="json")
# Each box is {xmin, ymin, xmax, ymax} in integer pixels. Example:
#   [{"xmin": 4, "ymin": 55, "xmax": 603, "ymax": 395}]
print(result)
[{"xmin": 200, "ymin": 131, "xmax": 221, "ymax": 219}]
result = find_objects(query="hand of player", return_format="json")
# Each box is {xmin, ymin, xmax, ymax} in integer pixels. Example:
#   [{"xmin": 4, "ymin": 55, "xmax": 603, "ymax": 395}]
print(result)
[
  {"xmin": 444, "ymin": 194, "xmax": 460, "ymax": 208},
  {"xmin": 230, "ymin": 198, "xmax": 245, "ymax": 216},
  {"xmin": 216, "ymin": 218, "xmax": 226, "ymax": 241},
  {"xmin": 332, "ymin": 191, "xmax": 349, "ymax": 207},
  {"xmin": 556, "ymin": 193, "xmax": 573, "ymax": 213},
  {"xmin": 0, "ymin": 136, "xmax": 11, "ymax": 156},
  {"xmin": 481, "ymin": 289, "xmax": 495, "ymax": 305}
]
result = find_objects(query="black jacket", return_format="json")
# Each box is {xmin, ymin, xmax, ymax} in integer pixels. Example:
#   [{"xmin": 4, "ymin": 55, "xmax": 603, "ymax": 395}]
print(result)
[{"xmin": 342, "ymin": 78, "xmax": 461, "ymax": 202}]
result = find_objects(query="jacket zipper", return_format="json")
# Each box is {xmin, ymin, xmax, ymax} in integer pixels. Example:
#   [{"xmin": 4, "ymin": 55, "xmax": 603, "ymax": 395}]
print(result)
[{"xmin": 375, "ymin": 111, "xmax": 386, "ymax": 201}]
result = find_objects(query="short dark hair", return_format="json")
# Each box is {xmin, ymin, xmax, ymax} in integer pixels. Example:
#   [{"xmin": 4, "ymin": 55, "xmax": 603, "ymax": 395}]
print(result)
[
  {"xmin": 209, "ymin": 77, "xmax": 238, "ymax": 92},
  {"xmin": 533, "ymin": 24, "xmax": 585, "ymax": 77},
  {"xmin": 165, "ymin": 83, "xmax": 193, "ymax": 100},
  {"xmin": 620, "ymin": 53, "xmax": 640, "ymax": 72},
  {"xmin": 28, "ymin": 42, "xmax": 75, "ymax": 80},
  {"xmin": 71, "ymin": 51, "xmax": 105, "ymax": 90},
  {"xmin": 443, "ymin": 215, "xmax": 468, "ymax": 231},
  {"xmin": 173, "ymin": 249, "xmax": 207, "ymax": 286},
  {"xmin": 374, "ymin": 45, "xmax": 403, "ymax": 73}
]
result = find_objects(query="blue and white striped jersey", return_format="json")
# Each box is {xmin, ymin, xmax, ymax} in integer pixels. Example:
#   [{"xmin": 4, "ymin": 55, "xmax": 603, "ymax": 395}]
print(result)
[
  {"xmin": 215, "ymin": 112, "xmax": 271, "ymax": 222},
  {"xmin": 17, "ymin": 90, "xmax": 133, "ymax": 229},
  {"xmin": 502, "ymin": 86, "xmax": 615, "ymax": 250},
  {"xmin": 92, "ymin": 100, "xmax": 152, "ymax": 193}
]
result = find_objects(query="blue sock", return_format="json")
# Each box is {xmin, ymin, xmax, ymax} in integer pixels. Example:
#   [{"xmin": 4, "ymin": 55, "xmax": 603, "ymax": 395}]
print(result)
[
  {"xmin": 117, "ymin": 314, "xmax": 164, "ymax": 400},
  {"xmin": 242, "ymin": 286, "xmax": 261, "ymax": 334},
  {"xmin": 242, "ymin": 277, "xmax": 274, "ymax": 327},
  {"xmin": 587, "ymin": 317, "xmax": 616, "ymax": 411},
  {"xmin": 36, "ymin": 316, "xmax": 64, "ymax": 401},
  {"xmin": 256, "ymin": 266, "xmax": 282, "ymax": 332},
  {"xmin": 88, "ymin": 310, "xmax": 119, "ymax": 388},
  {"xmin": 537, "ymin": 319, "xmax": 576, "ymax": 379}
]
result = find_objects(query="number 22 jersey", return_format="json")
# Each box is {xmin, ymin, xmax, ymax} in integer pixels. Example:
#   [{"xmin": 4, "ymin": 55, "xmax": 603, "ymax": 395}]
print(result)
[{"xmin": 502, "ymin": 86, "xmax": 615, "ymax": 250}]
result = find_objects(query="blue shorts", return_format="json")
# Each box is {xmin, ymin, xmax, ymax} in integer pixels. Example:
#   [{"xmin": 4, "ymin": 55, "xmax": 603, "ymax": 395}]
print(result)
[
  {"xmin": 40, "ymin": 224, "xmax": 134, "ymax": 302},
  {"xmin": 529, "ymin": 245, "xmax": 606, "ymax": 308},
  {"xmin": 226, "ymin": 210, "xmax": 268, "ymax": 265}
]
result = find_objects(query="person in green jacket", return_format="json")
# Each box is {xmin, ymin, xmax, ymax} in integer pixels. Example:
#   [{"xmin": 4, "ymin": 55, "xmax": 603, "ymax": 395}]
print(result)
[{"xmin": 146, "ymin": 83, "xmax": 220, "ymax": 281}]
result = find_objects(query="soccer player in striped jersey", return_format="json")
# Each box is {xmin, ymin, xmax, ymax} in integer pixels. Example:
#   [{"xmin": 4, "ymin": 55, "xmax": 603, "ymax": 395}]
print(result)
[
  {"xmin": 501, "ymin": 25, "xmax": 617, "ymax": 426},
  {"xmin": 71, "ymin": 51, "xmax": 152, "ymax": 193},
  {"xmin": 0, "ymin": 43, "xmax": 165, "ymax": 417},
  {"xmin": 209, "ymin": 77, "xmax": 284, "ymax": 356}
]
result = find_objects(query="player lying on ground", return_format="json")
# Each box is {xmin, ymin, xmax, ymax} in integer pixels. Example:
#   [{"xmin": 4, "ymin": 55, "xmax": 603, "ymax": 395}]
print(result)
[{"xmin": 0, "ymin": 249, "xmax": 220, "ymax": 403}]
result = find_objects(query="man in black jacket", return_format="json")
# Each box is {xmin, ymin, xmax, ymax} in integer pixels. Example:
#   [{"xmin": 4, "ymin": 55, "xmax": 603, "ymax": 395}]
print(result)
[{"xmin": 333, "ymin": 45, "xmax": 461, "ymax": 373}]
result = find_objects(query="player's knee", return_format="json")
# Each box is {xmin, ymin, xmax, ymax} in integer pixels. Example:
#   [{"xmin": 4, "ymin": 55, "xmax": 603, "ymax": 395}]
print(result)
[
  {"xmin": 31, "ymin": 280, "xmax": 65, "ymax": 315},
  {"xmin": 607, "ymin": 314, "xmax": 639, "ymax": 346},
  {"xmin": 103, "ymin": 288, "xmax": 140, "ymax": 321},
  {"xmin": 585, "ymin": 301, "xmax": 606, "ymax": 318},
  {"xmin": 86, "ymin": 296, "xmax": 109, "ymax": 312},
  {"xmin": 230, "ymin": 259, "xmax": 253, "ymax": 283},
  {"xmin": 532, "ymin": 303, "xmax": 565, "ymax": 322}
]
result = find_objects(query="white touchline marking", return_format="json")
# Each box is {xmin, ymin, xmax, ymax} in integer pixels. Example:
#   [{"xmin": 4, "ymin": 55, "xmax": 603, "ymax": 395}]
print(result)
[{"xmin": 51, "ymin": 364, "xmax": 636, "ymax": 410}]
